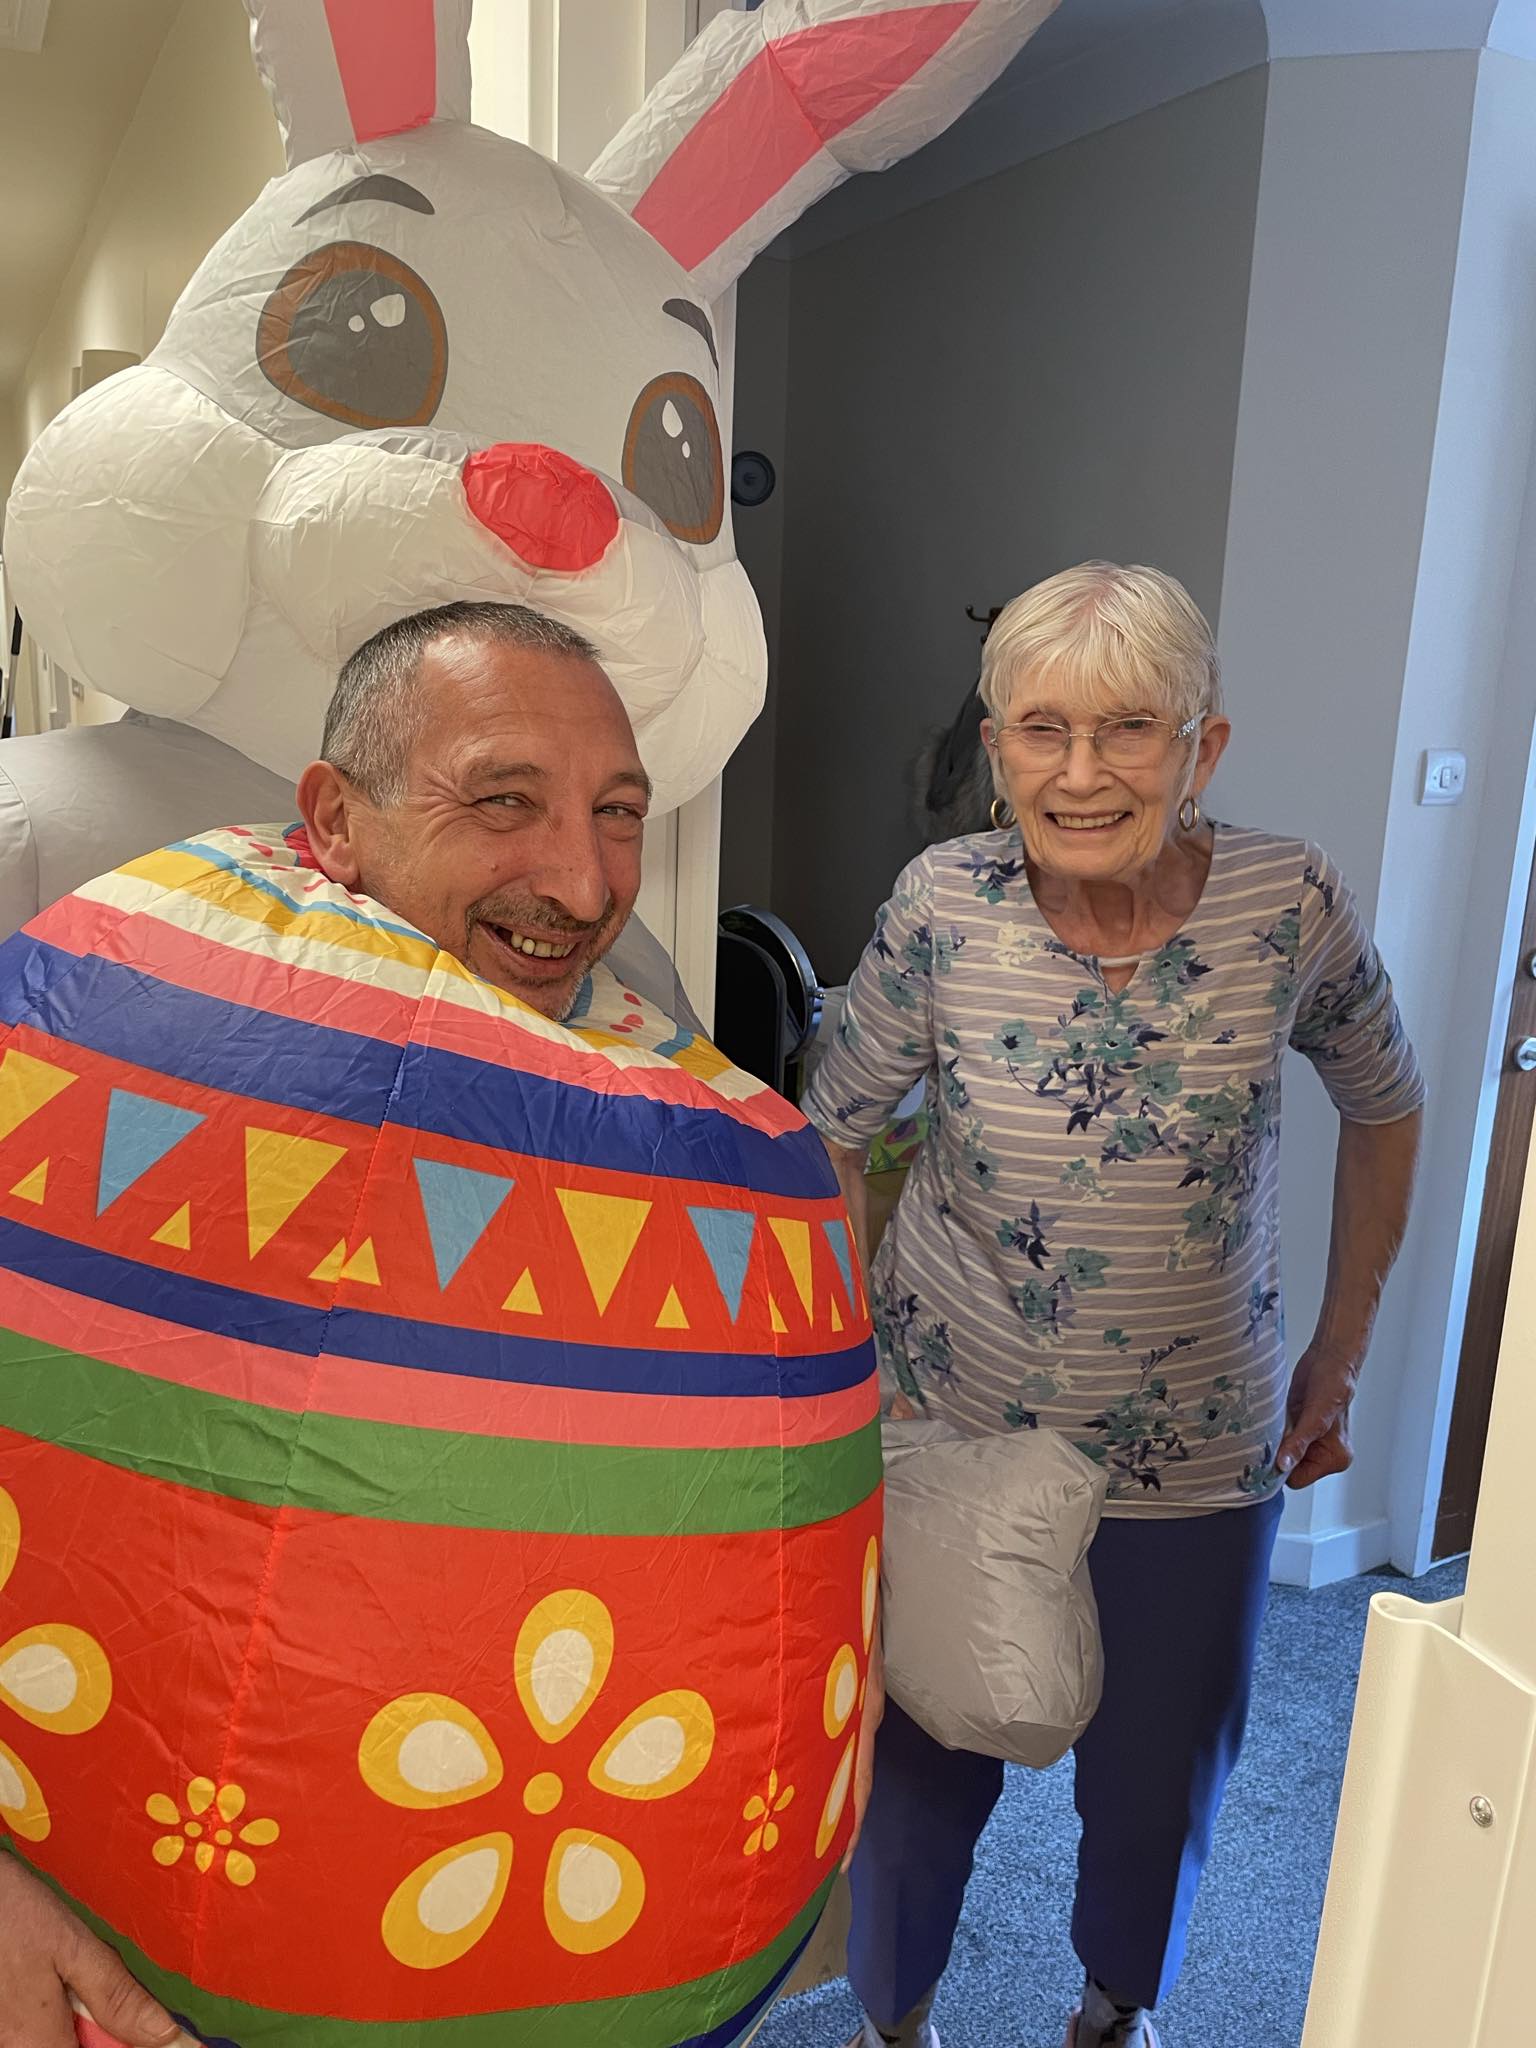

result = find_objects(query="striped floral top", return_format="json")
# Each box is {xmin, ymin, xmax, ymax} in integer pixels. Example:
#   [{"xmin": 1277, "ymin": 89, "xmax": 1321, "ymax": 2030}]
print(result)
[{"xmin": 802, "ymin": 823, "xmax": 1424, "ymax": 1515}]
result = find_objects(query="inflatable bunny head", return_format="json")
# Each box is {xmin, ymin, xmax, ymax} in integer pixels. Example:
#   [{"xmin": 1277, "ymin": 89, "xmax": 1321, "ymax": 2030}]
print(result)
[{"xmin": 5, "ymin": 0, "xmax": 1057, "ymax": 816}]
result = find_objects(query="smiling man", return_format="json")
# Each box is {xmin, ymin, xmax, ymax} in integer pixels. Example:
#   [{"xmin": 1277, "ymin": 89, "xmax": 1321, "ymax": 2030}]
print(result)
[
  {"xmin": 0, "ymin": 596, "xmax": 885, "ymax": 2048},
  {"xmin": 302, "ymin": 602, "xmax": 650, "ymax": 1020}
]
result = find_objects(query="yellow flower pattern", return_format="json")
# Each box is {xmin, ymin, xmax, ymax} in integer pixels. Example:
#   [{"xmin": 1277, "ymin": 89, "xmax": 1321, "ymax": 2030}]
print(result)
[
  {"xmin": 742, "ymin": 1769, "xmax": 794, "ymax": 1855},
  {"xmin": 812, "ymin": 1535, "xmax": 880, "ymax": 1860},
  {"xmin": 145, "ymin": 1776, "xmax": 280, "ymax": 1886},
  {"xmin": 0, "ymin": 1485, "xmax": 112, "ymax": 1843},
  {"xmin": 359, "ymin": 1589, "xmax": 717, "ymax": 1971}
]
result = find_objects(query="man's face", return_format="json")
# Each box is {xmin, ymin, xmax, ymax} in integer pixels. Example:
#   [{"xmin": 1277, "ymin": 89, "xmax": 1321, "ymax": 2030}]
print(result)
[{"xmin": 344, "ymin": 634, "xmax": 649, "ymax": 1019}]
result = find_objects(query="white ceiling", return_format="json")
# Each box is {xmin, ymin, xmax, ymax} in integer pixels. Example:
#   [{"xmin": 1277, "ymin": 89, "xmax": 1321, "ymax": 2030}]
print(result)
[{"xmin": 0, "ymin": 0, "xmax": 181, "ymax": 401}]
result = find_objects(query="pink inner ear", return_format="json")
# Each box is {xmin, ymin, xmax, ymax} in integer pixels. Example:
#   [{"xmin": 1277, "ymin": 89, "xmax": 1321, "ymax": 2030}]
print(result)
[
  {"xmin": 633, "ymin": 2, "xmax": 978, "ymax": 276},
  {"xmin": 324, "ymin": 0, "xmax": 439, "ymax": 143}
]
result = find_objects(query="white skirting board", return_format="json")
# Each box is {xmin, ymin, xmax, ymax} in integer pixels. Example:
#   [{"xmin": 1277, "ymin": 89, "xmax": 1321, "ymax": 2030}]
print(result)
[
  {"xmin": 1301, "ymin": 1591, "xmax": 1536, "ymax": 2045},
  {"xmin": 1270, "ymin": 1516, "xmax": 1393, "ymax": 1589}
]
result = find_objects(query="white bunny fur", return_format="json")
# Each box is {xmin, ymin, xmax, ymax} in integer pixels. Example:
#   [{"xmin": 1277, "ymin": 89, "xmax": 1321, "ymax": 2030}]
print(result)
[
  {"xmin": 0, "ymin": 0, "xmax": 1059, "ymax": 952},
  {"xmin": 7, "ymin": 123, "xmax": 757, "ymax": 818}
]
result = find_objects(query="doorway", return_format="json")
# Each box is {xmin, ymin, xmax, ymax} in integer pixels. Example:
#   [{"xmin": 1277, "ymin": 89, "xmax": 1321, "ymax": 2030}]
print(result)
[{"xmin": 1434, "ymin": 841, "xmax": 1536, "ymax": 1557}]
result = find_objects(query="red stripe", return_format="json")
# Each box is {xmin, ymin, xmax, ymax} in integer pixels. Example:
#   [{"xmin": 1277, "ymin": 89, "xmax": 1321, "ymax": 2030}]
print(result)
[
  {"xmin": 73, "ymin": 2018, "xmax": 129, "ymax": 2048},
  {"xmin": 633, "ymin": 4, "xmax": 977, "ymax": 273},
  {"xmin": 2, "ymin": 1268, "xmax": 878, "ymax": 1450},
  {"xmin": 30, "ymin": 895, "xmax": 804, "ymax": 1138},
  {"xmin": 33, "ymin": 892, "xmax": 417, "ymax": 1045},
  {"xmin": 323, "ymin": 0, "xmax": 438, "ymax": 142}
]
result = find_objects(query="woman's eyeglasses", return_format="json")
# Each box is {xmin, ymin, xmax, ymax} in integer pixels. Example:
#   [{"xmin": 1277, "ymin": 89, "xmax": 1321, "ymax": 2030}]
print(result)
[{"xmin": 988, "ymin": 713, "xmax": 1201, "ymax": 769}]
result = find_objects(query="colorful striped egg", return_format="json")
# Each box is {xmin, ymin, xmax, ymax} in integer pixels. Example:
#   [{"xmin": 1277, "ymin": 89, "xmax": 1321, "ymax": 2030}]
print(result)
[{"xmin": 0, "ymin": 827, "xmax": 880, "ymax": 2048}]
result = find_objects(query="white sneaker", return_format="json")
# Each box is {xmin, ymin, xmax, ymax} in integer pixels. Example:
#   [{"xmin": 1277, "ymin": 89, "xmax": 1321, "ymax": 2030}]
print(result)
[
  {"xmin": 842, "ymin": 2020, "xmax": 941, "ymax": 2048},
  {"xmin": 1064, "ymin": 2015, "xmax": 1160, "ymax": 2048}
]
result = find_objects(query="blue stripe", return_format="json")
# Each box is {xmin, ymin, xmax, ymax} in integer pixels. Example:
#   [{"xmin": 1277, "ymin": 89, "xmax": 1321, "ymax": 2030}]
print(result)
[
  {"xmin": 1, "ymin": 939, "xmax": 832, "ymax": 1198},
  {"xmin": 678, "ymin": 1918, "xmax": 818, "ymax": 2048},
  {"xmin": 0, "ymin": 1217, "xmax": 873, "ymax": 1401}
]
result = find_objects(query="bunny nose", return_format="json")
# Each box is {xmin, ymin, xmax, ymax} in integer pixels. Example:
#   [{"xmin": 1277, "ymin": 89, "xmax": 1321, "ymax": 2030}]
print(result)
[{"xmin": 462, "ymin": 443, "xmax": 620, "ymax": 573}]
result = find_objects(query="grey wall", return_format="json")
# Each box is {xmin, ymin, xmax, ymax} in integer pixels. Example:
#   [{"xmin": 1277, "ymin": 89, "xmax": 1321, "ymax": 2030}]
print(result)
[
  {"xmin": 734, "ymin": 66, "xmax": 1269, "ymax": 982},
  {"xmin": 1213, "ymin": 50, "xmax": 1484, "ymax": 1574}
]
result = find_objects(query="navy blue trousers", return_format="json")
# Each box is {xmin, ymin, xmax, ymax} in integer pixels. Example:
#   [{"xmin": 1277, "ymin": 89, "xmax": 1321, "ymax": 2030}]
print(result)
[{"xmin": 847, "ymin": 1493, "xmax": 1284, "ymax": 2026}]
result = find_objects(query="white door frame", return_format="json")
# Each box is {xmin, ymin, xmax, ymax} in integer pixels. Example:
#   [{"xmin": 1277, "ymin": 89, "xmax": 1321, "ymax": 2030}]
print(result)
[{"xmin": 470, "ymin": 0, "xmax": 735, "ymax": 1027}]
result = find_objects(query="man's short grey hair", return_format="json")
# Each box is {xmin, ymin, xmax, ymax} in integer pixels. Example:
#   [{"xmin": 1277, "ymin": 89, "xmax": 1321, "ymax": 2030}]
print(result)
[{"xmin": 322, "ymin": 601, "xmax": 598, "ymax": 802}]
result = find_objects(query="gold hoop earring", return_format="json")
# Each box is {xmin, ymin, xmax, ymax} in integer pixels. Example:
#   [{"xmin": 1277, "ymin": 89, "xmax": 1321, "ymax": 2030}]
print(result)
[
  {"xmin": 1179, "ymin": 796, "xmax": 1201, "ymax": 832},
  {"xmin": 990, "ymin": 796, "xmax": 1015, "ymax": 831}
]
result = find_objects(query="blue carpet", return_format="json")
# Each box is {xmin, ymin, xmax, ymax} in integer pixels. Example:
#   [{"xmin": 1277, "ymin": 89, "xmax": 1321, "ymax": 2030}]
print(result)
[{"xmin": 759, "ymin": 1555, "xmax": 1469, "ymax": 2048}]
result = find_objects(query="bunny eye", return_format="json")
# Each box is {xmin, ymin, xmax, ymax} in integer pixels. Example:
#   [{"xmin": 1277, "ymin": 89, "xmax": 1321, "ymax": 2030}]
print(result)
[
  {"xmin": 623, "ymin": 373, "xmax": 723, "ymax": 545},
  {"xmin": 257, "ymin": 241, "xmax": 447, "ymax": 430}
]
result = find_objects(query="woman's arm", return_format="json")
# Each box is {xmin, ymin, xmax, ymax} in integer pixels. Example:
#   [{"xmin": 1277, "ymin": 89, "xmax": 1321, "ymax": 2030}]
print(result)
[{"xmin": 1278, "ymin": 1107, "xmax": 1423, "ymax": 1487}]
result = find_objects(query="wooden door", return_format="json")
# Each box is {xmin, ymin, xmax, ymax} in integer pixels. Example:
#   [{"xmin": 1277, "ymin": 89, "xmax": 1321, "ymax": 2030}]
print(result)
[{"xmin": 1435, "ymin": 844, "xmax": 1536, "ymax": 1557}]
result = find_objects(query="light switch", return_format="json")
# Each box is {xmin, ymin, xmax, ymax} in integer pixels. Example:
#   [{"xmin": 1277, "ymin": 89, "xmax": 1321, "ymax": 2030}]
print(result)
[{"xmin": 1420, "ymin": 750, "xmax": 1467, "ymax": 805}]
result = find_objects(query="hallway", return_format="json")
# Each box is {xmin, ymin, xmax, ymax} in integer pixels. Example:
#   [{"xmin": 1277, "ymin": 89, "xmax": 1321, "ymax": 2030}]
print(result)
[{"xmin": 762, "ymin": 1556, "xmax": 1470, "ymax": 2048}]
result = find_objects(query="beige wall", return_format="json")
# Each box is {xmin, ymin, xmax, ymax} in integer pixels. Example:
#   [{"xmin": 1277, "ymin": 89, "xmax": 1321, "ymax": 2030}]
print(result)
[{"xmin": 7, "ymin": 0, "xmax": 282, "ymax": 727}]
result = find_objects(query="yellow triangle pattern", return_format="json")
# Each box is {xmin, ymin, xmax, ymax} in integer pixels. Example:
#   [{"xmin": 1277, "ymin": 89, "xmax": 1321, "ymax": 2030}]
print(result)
[
  {"xmin": 151, "ymin": 1203, "xmax": 191, "ymax": 1250},
  {"xmin": 769, "ymin": 1218, "xmax": 814, "ymax": 1317},
  {"xmin": 339, "ymin": 1239, "xmax": 380, "ymax": 1286},
  {"xmin": 557, "ymin": 1190, "xmax": 652, "ymax": 1314},
  {"xmin": 503, "ymin": 1268, "xmax": 543, "ymax": 1316},
  {"xmin": 770, "ymin": 1295, "xmax": 788, "ymax": 1335},
  {"xmin": 310, "ymin": 1239, "xmax": 348, "ymax": 1285},
  {"xmin": 8, "ymin": 1159, "xmax": 47, "ymax": 1205},
  {"xmin": 830, "ymin": 1297, "xmax": 844, "ymax": 1334},
  {"xmin": 245, "ymin": 1129, "xmax": 346, "ymax": 1259},
  {"xmin": 655, "ymin": 1286, "xmax": 689, "ymax": 1331},
  {"xmin": 0, "ymin": 1051, "xmax": 75, "ymax": 1145}
]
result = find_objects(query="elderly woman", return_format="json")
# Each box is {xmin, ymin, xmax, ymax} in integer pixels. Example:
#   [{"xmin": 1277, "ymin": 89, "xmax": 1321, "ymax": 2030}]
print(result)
[{"xmin": 805, "ymin": 563, "xmax": 1423, "ymax": 2048}]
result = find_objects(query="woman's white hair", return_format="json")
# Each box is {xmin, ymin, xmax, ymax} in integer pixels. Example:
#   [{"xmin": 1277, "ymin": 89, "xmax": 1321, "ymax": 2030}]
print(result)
[{"xmin": 977, "ymin": 561, "xmax": 1222, "ymax": 729}]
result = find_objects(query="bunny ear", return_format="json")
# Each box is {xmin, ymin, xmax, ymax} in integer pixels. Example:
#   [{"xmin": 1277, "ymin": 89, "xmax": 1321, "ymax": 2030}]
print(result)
[
  {"xmin": 243, "ymin": 0, "xmax": 472, "ymax": 169},
  {"xmin": 587, "ymin": 0, "xmax": 1059, "ymax": 299}
]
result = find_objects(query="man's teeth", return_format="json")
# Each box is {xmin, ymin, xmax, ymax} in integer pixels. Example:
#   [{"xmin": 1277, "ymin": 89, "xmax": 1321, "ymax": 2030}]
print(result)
[
  {"xmin": 1052, "ymin": 813, "xmax": 1129, "ymax": 831},
  {"xmin": 501, "ymin": 930, "xmax": 576, "ymax": 959}
]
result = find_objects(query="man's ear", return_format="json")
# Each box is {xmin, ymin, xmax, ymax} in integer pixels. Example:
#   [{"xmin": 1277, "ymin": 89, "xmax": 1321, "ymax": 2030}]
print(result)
[{"xmin": 298, "ymin": 759, "xmax": 365, "ymax": 886}]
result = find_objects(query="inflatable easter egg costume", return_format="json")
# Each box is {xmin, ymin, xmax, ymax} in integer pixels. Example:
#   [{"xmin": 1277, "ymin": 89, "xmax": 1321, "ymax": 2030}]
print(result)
[{"xmin": 0, "ymin": 825, "xmax": 880, "ymax": 2044}]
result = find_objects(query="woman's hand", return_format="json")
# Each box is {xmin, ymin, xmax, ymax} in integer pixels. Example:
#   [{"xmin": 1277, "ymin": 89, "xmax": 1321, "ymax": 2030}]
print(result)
[
  {"xmin": 1284, "ymin": 1109, "xmax": 1421, "ymax": 1490},
  {"xmin": 0, "ymin": 1856, "xmax": 180, "ymax": 2048},
  {"xmin": 1276, "ymin": 1345, "xmax": 1359, "ymax": 1488}
]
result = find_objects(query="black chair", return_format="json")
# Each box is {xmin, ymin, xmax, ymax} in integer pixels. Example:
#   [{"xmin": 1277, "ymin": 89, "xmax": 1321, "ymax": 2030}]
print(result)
[{"xmin": 714, "ymin": 905, "xmax": 823, "ymax": 1099}]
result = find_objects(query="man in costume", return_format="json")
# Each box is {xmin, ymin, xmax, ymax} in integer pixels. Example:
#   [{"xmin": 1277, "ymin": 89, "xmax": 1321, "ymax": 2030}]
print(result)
[{"xmin": 0, "ymin": 603, "xmax": 883, "ymax": 2047}]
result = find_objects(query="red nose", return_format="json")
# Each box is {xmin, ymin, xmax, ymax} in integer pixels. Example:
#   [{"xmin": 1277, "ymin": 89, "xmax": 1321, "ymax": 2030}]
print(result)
[{"xmin": 462, "ymin": 443, "xmax": 620, "ymax": 573}]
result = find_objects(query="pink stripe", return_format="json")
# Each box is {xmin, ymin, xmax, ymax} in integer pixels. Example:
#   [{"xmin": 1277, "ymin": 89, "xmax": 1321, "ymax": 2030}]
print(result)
[
  {"xmin": 31, "ymin": 891, "xmax": 804, "ymax": 1139},
  {"xmin": 634, "ymin": 5, "xmax": 976, "ymax": 274},
  {"xmin": 323, "ymin": 0, "xmax": 439, "ymax": 142},
  {"xmin": 3, "ymin": 1269, "xmax": 877, "ymax": 1450},
  {"xmin": 33, "ymin": 892, "xmax": 417, "ymax": 1046}
]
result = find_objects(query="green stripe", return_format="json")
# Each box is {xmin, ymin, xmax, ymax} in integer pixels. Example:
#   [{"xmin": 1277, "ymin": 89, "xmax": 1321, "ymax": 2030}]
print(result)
[
  {"xmin": 3, "ymin": 1845, "xmax": 834, "ymax": 2048},
  {"xmin": 0, "ymin": 1332, "xmax": 880, "ymax": 1535}
]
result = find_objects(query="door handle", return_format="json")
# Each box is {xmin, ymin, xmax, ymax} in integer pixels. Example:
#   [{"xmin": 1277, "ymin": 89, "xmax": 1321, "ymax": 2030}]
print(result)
[{"xmin": 1514, "ymin": 1037, "xmax": 1536, "ymax": 1072}]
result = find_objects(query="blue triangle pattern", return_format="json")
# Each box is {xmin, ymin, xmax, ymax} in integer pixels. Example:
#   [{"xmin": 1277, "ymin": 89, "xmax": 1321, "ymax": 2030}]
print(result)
[
  {"xmin": 687, "ymin": 1205, "xmax": 756, "ymax": 1322},
  {"xmin": 97, "ymin": 1089, "xmax": 205, "ymax": 1215},
  {"xmin": 414, "ymin": 1158, "xmax": 515, "ymax": 1291},
  {"xmin": 823, "ymin": 1217, "xmax": 856, "ymax": 1306}
]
